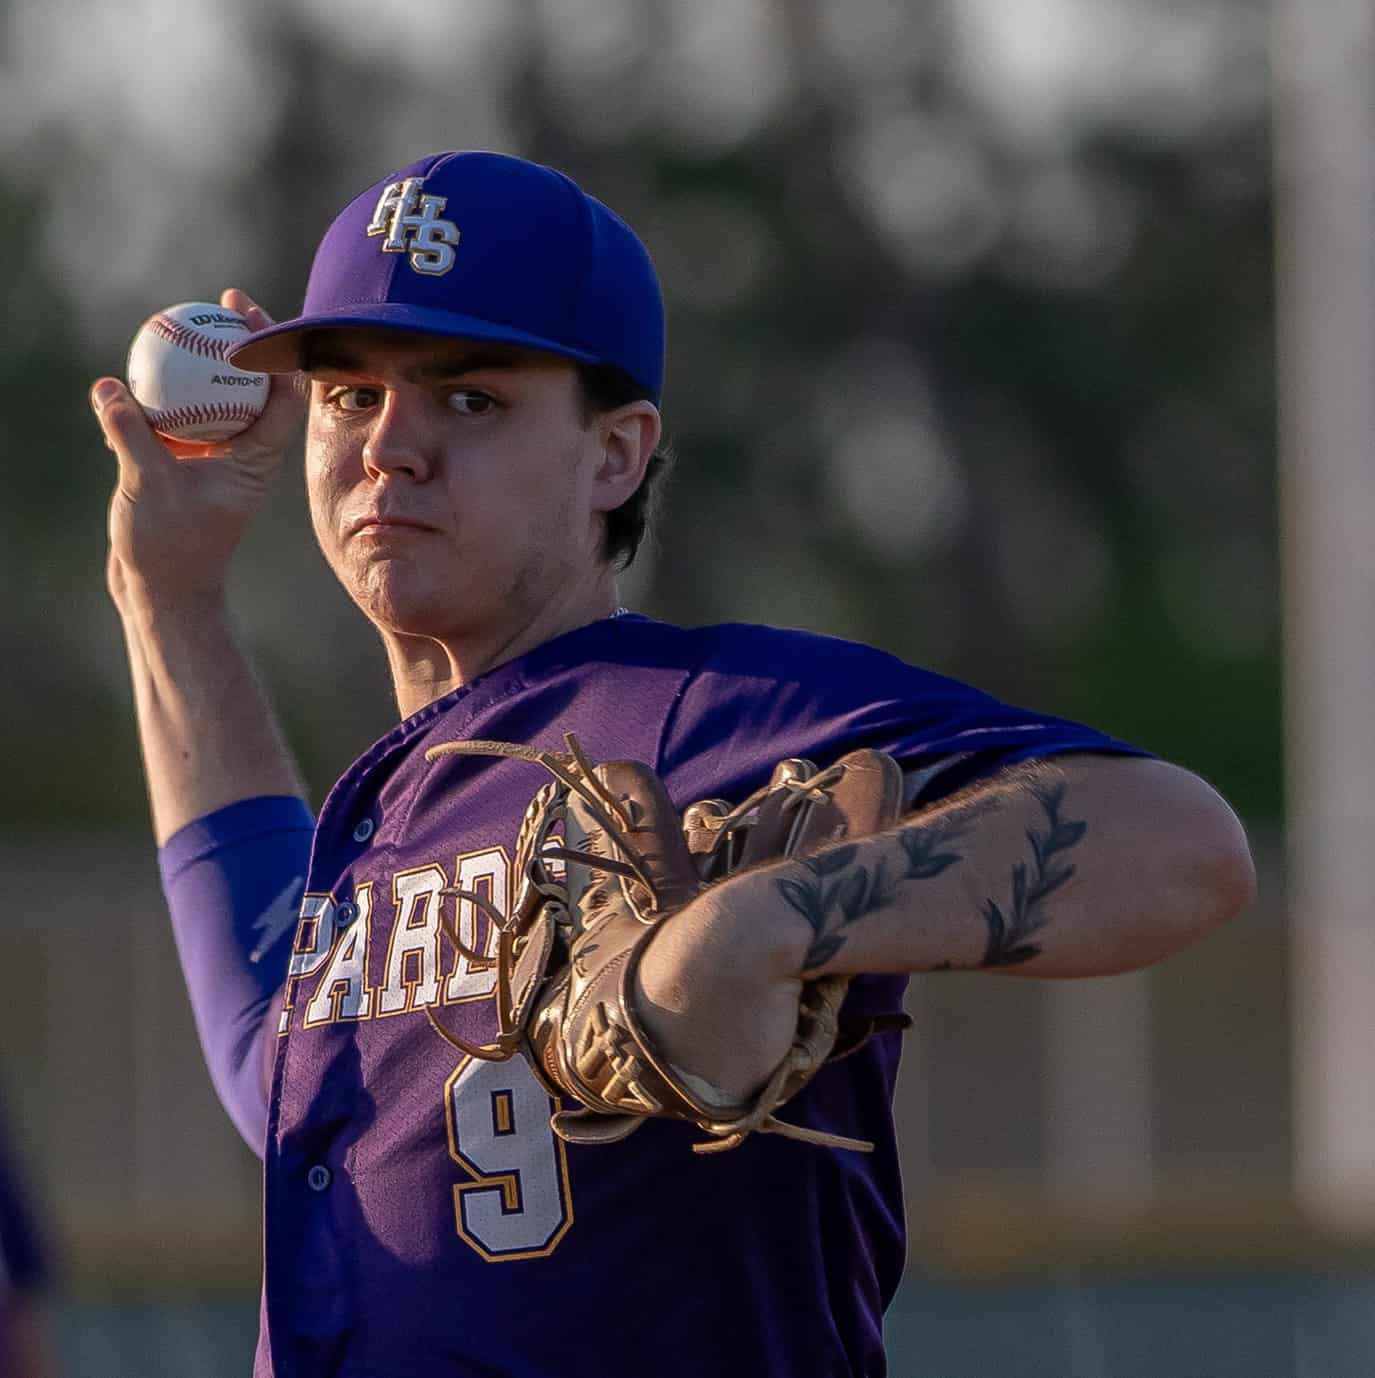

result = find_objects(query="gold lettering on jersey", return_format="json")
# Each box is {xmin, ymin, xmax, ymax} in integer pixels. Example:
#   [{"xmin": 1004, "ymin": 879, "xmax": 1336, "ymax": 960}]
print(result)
[
  {"xmin": 303, "ymin": 884, "xmax": 375, "ymax": 1027},
  {"xmin": 366, "ymin": 177, "xmax": 460, "ymax": 276},
  {"xmin": 379, "ymin": 865, "xmax": 448, "ymax": 1016}
]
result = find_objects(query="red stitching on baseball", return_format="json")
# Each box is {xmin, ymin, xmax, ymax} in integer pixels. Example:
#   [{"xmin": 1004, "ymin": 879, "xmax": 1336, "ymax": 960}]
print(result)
[
  {"xmin": 146, "ymin": 313, "xmax": 242, "ymax": 362},
  {"xmin": 145, "ymin": 401, "xmax": 261, "ymax": 433}
]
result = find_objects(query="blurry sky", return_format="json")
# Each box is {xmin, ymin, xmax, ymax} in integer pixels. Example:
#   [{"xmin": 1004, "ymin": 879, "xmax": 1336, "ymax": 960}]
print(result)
[{"xmin": 0, "ymin": 0, "xmax": 1265, "ymax": 343}]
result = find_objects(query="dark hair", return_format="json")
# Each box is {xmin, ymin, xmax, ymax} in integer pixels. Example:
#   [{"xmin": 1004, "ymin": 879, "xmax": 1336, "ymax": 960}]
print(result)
[{"xmin": 574, "ymin": 362, "xmax": 673, "ymax": 570}]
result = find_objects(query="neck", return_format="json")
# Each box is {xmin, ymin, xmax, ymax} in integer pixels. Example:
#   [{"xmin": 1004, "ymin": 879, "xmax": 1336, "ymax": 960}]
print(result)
[{"xmin": 381, "ymin": 570, "xmax": 622, "ymax": 720}]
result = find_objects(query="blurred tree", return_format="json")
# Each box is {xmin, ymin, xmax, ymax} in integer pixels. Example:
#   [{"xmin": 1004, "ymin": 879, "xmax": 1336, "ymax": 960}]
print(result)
[{"xmin": 0, "ymin": 0, "xmax": 1278, "ymax": 825}]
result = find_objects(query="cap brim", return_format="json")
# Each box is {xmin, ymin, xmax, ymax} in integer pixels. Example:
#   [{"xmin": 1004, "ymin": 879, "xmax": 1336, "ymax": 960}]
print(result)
[{"xmin": 227, "ymin": 301, "xmax": 603, "ymax": 374}]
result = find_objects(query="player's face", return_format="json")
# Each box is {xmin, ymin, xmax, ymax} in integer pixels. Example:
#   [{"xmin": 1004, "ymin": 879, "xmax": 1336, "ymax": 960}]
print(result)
[{"xmin": 303, "ymin": 331, "xmax": 616, "ymax": 650}]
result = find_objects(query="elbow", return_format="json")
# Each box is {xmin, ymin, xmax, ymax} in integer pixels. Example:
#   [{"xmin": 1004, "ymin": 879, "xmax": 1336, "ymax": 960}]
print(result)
[
  {"xmin": 1102, "ymin": 759, "xmax": 1257, "ymax": 966},
  {"xmin": 1195, "ymin": 827, "xmax": 1256, "ymax": 933},
  {"xmin": 1167, "ymin": 783, "xmax": 1257, "ymax": 952}
]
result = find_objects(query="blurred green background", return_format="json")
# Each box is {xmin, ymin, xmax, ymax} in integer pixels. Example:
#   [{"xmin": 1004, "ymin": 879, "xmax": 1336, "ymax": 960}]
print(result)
[{"xmin": 0, "ymin": 0, "xmax": 1354, "ymax": 1374}]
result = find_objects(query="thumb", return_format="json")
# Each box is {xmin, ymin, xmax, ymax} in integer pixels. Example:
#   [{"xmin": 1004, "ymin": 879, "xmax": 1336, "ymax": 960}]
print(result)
[{"xmin": 90, "ymin": 376, "xmax": 177, "ymax": 493}]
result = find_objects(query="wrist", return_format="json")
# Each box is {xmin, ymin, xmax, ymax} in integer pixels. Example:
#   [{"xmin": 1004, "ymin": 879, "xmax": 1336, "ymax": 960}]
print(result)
[
  {"xmin": 109, "ymin": 560, "xmax": 230, "ymax": 629},
  {"xmin": 652, "ymin": 863, "xmax": 816, "ymax": 991}
]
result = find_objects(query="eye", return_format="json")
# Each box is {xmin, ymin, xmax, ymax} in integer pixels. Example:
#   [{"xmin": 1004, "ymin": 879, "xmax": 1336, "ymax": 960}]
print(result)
[
  {"xmin": 322, "ymin": 385, "xmax": 382, "ymax": 412},
  {"xmin": 447, "ymin": 389, "xmax": 498, "ymax": 417}
]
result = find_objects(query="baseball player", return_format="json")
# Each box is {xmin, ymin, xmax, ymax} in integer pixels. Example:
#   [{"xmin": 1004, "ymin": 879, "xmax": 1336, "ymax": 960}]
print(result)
[
  {"xmin": 0, "ymin": 1105, "xmax": 51, "ymax": 1378},
  {"xmin": 92, "ymin": 151, "xmax": 1254, "ymax": 1377}
]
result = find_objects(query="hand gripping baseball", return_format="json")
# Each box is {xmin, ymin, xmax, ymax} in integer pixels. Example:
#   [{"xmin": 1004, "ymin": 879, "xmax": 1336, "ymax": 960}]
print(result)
[
  {"xmin": 96, "ymin": 289, "xmax": 304, "ymax": 605},
  {"xmin": 423, "ymin": 735, "xmax": 909, "ymax": 1154}
]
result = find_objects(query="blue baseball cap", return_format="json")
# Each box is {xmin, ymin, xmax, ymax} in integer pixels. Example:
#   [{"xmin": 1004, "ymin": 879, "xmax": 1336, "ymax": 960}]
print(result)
[{"xmin": 229, "ymin": 150, "xmax": 665, "ymax": 403}]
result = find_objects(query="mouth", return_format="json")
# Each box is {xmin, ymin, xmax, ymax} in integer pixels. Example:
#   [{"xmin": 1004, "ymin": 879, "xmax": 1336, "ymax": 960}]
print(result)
[{"xmin": 346, "ymin": 514, "xmax": 439, "ymax": 538}]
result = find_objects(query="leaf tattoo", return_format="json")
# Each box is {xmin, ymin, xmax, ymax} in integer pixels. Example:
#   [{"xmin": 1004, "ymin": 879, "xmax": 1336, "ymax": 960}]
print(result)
[
  {"xmin": 980, "ymin": 782, "xmax": 1087, "ymax": 967},
  {"xmin": 776, "ymin": 811, "xmax": 984, "ymax": 973}
]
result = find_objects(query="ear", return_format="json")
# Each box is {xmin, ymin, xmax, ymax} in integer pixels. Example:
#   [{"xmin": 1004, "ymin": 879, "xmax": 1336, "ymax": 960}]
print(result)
[{"xmin": 589, "ymin": 401, "xmax": 662, "ymax": 513}]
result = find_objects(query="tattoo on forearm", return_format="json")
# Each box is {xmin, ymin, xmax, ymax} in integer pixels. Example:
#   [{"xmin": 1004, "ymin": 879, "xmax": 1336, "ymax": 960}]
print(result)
[
  {"xmin": 980, "ymin": 782, "xmax": 1087, "ymax": 967},
  {"xmin": 770, "ymin": 775, "xmax": 1088, "ymax": 975},
  {"xmin": 776, "ymin": 808, "xmax": 987, "ymax": 972}
]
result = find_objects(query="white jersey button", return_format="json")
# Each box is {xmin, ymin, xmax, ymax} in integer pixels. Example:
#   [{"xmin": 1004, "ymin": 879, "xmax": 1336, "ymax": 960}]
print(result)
[
  {"xmin": 352, "ymin": 818, "xmax": 375, "ymax": 842},
  {"xmin": 307, "ymin": 1165, "xmax": 332, "ymax": 1192}
]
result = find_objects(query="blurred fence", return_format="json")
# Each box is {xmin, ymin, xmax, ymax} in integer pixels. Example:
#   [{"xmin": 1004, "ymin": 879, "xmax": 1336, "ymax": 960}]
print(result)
[
  {"xmin": 0, "ymin": 832, "xmax": 259, "ymax": 1292},
  {"xmin": 41, "ymin": 1271, "xmax": 1375, "ymax": 1378}
]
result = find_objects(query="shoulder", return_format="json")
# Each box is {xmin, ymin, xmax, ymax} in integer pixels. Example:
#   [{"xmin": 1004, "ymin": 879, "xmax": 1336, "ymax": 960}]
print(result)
[
  {"xmin": 662, "ymin": 617, "xmax": 989, "ymax": 705},
  {"xmin": 651, "ymin": 616, "xmax": 1145, "ymax": 800},
  {"xmin": 655, "ymin": 619, "xmax": 1005, "ymax": 789}
]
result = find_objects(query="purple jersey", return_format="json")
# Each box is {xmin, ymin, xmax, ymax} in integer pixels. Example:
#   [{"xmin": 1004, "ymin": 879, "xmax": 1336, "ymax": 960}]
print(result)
[{"xmin": 183, "ymin": 614, "xmax": 1139, "ymax": 1378}]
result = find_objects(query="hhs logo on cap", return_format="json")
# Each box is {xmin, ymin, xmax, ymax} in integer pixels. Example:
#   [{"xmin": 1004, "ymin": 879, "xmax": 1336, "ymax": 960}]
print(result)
[{"xmin": 366, "ymin": 177, "xmax": 460, "ymax": 276}]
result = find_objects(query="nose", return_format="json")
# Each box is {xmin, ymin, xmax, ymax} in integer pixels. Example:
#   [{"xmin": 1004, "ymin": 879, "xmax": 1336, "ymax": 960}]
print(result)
[{"xmin": 361, "ymin": 387, "xmax": 436, "ymax": 482}]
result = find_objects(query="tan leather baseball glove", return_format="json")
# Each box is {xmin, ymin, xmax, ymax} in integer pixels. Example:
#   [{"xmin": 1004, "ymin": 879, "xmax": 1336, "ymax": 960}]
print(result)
[{"xmin": 422, "ymin": 734, "xmax": 908, "ymax": 1154}]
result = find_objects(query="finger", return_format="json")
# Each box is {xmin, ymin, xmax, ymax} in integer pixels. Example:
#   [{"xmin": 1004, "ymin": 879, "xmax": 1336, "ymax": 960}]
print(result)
[
  {"xmin": 90, "ymin": 377, "xmax": 179, "ymax": 490},
  {"xmin": 217, "ymin": 287, "xmax": 303, "ymax": 452},
  {"xmin": 92, "ymin": 376, "xmax": 223, "ymax": 461},
  {"xmin": 205, "ymin": 371, "xmax": 304, "ymax": 459},
  {"xmin": 220, "ymin": 286, "xmax": 276, "ymax": 330}
]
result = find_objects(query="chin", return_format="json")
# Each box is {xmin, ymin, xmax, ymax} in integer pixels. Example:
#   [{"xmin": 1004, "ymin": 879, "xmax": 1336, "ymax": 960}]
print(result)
[{"xmin": 348, "ymin": 572, "xmax": 474, "ymax": 641}]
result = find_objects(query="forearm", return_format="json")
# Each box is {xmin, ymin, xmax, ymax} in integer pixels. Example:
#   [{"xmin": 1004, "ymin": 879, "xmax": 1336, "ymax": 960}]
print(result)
[
  {"xmin": 115, "ymin": 581, "xmax": 311, "ymax": 1150},
  {"xmin": 760, "ymin": 755, "xmax": 1255, "ymax": 980},
  {"xmin": 96, "ymin": 306, "xmax": 310, "ymax": 1147},
  {"xmin": 113, "ymin": 576, "xmax": 307, "ymax": 844},
  {"xmin": 160, "ymin": 797, "xmax": 313, "ymax": 1152},
  {"xmin": 635, "ymin": 755, "xmax": 1253, "ymax": 1101}
]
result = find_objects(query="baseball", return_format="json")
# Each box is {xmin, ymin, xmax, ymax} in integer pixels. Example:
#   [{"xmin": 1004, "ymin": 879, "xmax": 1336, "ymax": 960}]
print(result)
[{"xmin": 126, "ymin": 301, "xmax": 270, "ymax": 442}]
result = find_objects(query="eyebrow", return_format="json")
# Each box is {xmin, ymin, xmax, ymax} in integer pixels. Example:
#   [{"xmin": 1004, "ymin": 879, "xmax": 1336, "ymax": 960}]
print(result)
[{"xmin": 303, "ymin": 338, "xmax": 535, "ymax": 382}]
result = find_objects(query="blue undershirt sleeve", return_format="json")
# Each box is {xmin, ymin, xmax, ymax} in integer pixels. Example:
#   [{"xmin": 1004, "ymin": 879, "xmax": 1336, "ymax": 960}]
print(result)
[{"xmin": 158, "ymin": 796, "xmax": 316, "ymax": 1156}]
